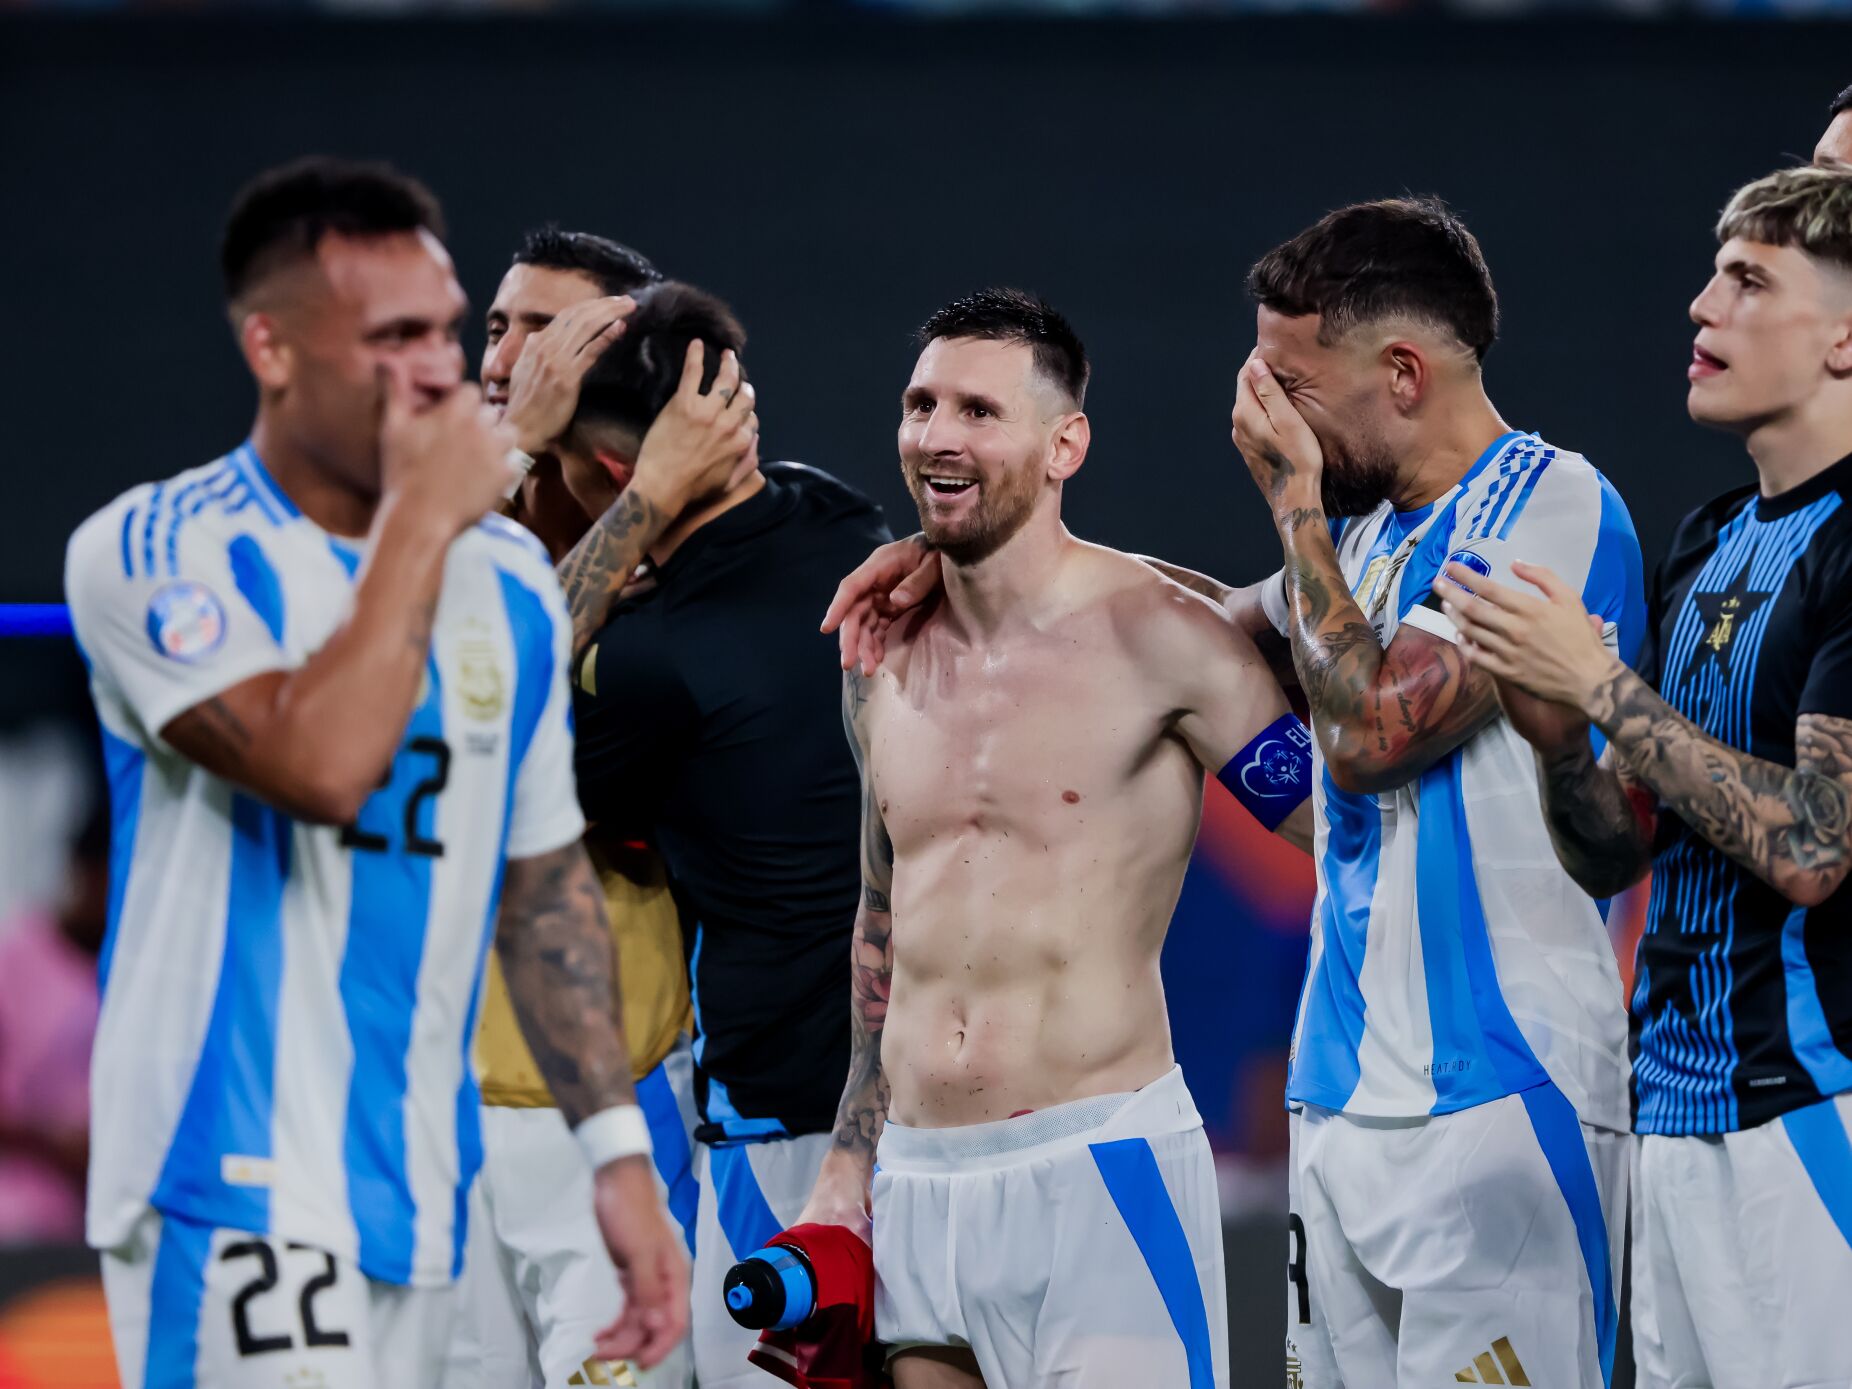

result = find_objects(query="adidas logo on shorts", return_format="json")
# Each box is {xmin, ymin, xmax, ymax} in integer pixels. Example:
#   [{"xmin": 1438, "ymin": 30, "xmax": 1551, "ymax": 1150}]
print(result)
[
  {"xmin": 1453, "ymin": 1336, "xmax": 1531, "ymax": 1384},
  {"xmin": 566, "ymin": 1361, "xmax": 638, "ymax": 1387}
]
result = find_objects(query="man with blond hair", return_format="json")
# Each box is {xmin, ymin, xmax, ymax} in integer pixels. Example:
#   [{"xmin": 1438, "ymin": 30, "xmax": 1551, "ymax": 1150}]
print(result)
[{"xmin": 1438, "ymin": 162, "xmax": 1852, "ymax": 1389}]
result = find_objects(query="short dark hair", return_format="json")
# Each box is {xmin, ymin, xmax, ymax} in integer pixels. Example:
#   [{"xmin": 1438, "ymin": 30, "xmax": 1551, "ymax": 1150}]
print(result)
[
  {"xmin": 513, "ymin": 225, "xmax": 663, "ymax": 298},
  {"xmin": 1832, "ymin": 84, "xmax": 1852, "ymax": 119},
  {"xmin": 1246, "ymin": 197, "xmax": 1500, "ymax": 363},
  {"xmin": 916, "ymin": 288, "xmax": 1090, "ymax": 407},
  {"xmin": 572, "ymin": 281, "xmax": 746, "ymax": 438},
  {"xmin": 220, "ymin": 156, "xmax": 444, "ymax": 305}
]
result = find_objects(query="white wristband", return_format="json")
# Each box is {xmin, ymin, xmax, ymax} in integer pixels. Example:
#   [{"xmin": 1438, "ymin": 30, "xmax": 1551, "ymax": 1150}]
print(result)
[
  {"xmin": 502, "ymin": 447, "xmax": 537, "ymax": 500},
  {"xmin": 574, "ymin": 1104, "xmax": 653, "ymax": 1170},
  {"xmin": 1260, "ymin": 568, "xmax": 1292, "ymax": 638}
]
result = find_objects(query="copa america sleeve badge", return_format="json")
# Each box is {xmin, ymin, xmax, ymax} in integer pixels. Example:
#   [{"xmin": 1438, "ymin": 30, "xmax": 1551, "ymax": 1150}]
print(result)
[{"xmin": 145, "ymin": 580, "xmax": 229, "ymax": 663}]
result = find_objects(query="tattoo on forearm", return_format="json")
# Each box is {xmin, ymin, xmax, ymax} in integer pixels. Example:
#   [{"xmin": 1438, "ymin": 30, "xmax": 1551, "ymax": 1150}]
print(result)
[
  {"xmin": 831, "ymin": 908, "xmax": 893, "ymax": 1160},
  {"xmin": 1281, "ymin": 522, "xmax": 1495, "ymax": 787},
  {"xmin": 1590, "ymin": 668, "xmax": 1852, "ymax": 903},
  {"xmin": 1256, "ymin": 444, "xmax": 1299, "ymax": 504},
  {"xmin": 1537, "ymin": 743, "xmax": 1655, "ymax": 898},
  {"xmin": 831, "ymin": 667, "xmax": 895, "ymax": 1159},
  {"xmin": 495, "ymin": 843, "xmax": 634, "ymax": 1125},
  {"xmin": 557, "ymin": 488, "xmax": 668, "ymax": 652},
  {"xmin": 1279, "ymin": 507, "xmax": 1324, "ymax": 534}
]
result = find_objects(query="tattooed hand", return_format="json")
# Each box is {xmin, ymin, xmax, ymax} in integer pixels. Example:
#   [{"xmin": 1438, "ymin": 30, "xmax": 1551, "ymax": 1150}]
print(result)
[
  {"xmin": 1231, "ymin": 352, "xmax": 1325, "ymax": 526},
  {"xmin": 1435, "ymin": 560, "xmax": 1620, "ymax": 717},
  {"xmin": 1446, "ymin": 563, "xmax": 1852, "ymax": 907}
]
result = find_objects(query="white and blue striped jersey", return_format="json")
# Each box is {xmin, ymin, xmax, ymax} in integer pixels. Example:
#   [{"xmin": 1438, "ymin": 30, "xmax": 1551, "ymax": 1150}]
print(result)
[
  {"xmin": 65, "ymin": 442, "xmax": 585, "ymax": 1287},
  {"xmin": 1269, "ymin": 432, "xmax": 1646, "ymax": 1131}
]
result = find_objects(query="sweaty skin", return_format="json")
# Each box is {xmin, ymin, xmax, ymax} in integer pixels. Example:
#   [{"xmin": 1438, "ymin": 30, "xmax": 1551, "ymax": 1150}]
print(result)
[{"xmin": 863, "ymin": 542, "xmax": 1295, "ymax": 1126}]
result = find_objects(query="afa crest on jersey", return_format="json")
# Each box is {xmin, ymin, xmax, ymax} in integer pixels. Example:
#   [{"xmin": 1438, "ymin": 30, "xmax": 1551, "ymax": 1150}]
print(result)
[{"xmin": 145, "ymin": 580, "xmax": 228, "ymax": 662}]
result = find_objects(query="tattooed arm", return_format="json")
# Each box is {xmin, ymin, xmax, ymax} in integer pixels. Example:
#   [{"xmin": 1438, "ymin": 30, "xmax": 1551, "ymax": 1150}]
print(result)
[
  {"xmin": 1278, "ymin": 523, "xmax": 1494, "ymax": 793},
  {"xmin": 1437, "ymin": 560, "xmax": 1852, "ymax": 907},
  {"xmin": 557, "ymin": 487, "xmax": 674, "ymax": 656},
  {"xmin": 493, "ymin": 840, "xmax": 636, "ymax": 1122},
  {"xmin": 1534, "ymin": 737, "xmax": 1658, "ymax": 899},
  {"xmin": 797, "ymin": 668, "xmax": 895, "ymax": 1243},
  {"xmin": 494, "ymin": 841, "xmax": 691, "ymax": 1368},
  {"xmin": 1583, "ymin": 671, "xmax": 1852, "ymax": 906}
]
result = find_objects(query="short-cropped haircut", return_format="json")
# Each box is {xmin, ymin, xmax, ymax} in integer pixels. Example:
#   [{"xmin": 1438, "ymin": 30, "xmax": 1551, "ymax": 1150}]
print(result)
[
  {"xmin": 916, "ymin": 288, "xmax": 1090, "ymax": 407},
  {"xmin": 1246, "ymin": 196, "xmax": 1499, "ymax": 363},
  {"xmin": 513, "ymin": 226, "xmax": 662, "ymax": 298},
  {"xmin": 221, "ymin": 155, "xmax": 443, "ymax": 304}
]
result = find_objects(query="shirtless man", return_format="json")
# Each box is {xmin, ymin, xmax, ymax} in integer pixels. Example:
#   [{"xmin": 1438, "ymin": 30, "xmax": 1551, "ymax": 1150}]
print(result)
[{"xmin": 797, "ymin": 289, "xmax": 1313, "ymax": 1389}]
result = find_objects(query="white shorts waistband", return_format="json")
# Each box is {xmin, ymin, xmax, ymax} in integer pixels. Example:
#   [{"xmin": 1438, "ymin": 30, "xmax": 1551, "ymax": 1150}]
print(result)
[{"xmin": 876, "ymin": 1065, "xmax": 1201, "ymax": 1174}]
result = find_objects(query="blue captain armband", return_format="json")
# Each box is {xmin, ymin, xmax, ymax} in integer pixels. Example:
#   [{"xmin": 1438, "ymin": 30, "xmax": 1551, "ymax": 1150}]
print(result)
[{"xmin": 1217, "ymin": 714, "xmax": 1315, "ymax": 830}]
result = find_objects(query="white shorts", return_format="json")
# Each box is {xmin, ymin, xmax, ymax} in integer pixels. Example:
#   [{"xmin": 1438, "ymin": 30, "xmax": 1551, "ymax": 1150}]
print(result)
[
  {"xmin": 102, "ymin": 1207, "xmax": 456, "ymax": 1389},
  {"xmin": 1631, "ymin": 1092, "xmax": 1852, "ymax": 1389},
  {"xmin": 1287, "ymin": 1086, "xmax": 1624, "ymax": 1389},
  {"xmin": 445, "ymin": 1043, "xmax": 700, "ymax": 1389},
  {"xmin": 689, "ymin": 1129, "xmax": 833, "ymax": 1388},
  {"xmin": 872, "ymin": 1065, "xmax": 1229, "ymax": 1389}
]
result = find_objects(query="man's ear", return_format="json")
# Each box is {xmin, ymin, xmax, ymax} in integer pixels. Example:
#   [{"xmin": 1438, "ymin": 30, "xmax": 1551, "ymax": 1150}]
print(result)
[
  {"xmin": 1826, "ymin": 293, "xmax": 1852, "ymax": 377},
  {"xmin": 239, "ymin": 312, "xmax": 292, "ymax": 392},
  {"xmin": 1048, "ymin": 411, "xmax": 1091, "ymax": 482},
  {"xmin": 1384, "ymin": 340, "xmax": 1430, "ymax": 416},
  {"xmin": 595, "ymin": 448, "xmax": 637, "ymax": 492}
]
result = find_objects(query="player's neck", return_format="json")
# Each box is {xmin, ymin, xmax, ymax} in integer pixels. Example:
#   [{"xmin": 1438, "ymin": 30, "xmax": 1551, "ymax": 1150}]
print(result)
[
  {"xmin": 1742, "ymin": 393, "xmax": 1852, "ymax": 499},
  {"xmin": 1388, "ymin": 385, "xmax": 1511, "ymax": 512},
  {"xmin": 250, "ymin": 415, "xmax": 377, "ymax": 538},
  {"xmin": 650, "ymin": 470, "xmax": 767, "ymax": 567},
  {"xmin": 940, "ymin": 506, "xmax": 1072, "ymax": 641}
]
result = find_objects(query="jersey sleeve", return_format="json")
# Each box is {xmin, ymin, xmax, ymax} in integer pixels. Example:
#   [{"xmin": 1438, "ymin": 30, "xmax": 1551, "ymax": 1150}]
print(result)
[
  {"xmin": 1403, "ymin": 459, "xmax": 1647, "ymax": 668},
  {"xmin": 64, "ymin": 500, "xmax": 291, "ymax": 742},
  {"xmin": 571, "ymin": 624, "xmax": 699, "ymax": 842},
  {"xmin": 1259, "ymin": 566, "xmax": 1290, "ymax": 637},
  {"xmin": 503, "ymin": 570, "xmax": 589, "ymax": 860}
]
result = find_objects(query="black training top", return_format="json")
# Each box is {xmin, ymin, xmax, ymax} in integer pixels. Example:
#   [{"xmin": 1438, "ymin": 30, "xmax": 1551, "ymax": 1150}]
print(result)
[
  {"xmin": 573, "ymin": 462, "xmax": 891, "ymax": 1141},
  {"xmin": 1631, "ymin": 451, "xmax": 1852, "ymax": 1135}
]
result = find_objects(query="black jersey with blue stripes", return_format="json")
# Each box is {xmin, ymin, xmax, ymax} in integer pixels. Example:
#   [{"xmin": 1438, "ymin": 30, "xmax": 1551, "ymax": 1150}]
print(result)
[{"xmin": 1632, "ymin": 452, "xmax": 1852, "ymax": 1135}]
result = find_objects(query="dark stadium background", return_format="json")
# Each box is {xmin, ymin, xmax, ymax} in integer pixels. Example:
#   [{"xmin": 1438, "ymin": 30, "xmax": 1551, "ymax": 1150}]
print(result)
[{"xmin": 1, "ymin": 13, "xmax": 1847, "ymax": 1385}]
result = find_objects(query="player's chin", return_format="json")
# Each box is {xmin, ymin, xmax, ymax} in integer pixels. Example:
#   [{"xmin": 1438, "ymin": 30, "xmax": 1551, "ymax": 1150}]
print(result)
[
  {"xmin": 1684, "ymin": 382, "xmax": 1753, "ymax": 431},
  {"xmin": 918, "ymin": 514, "xmax": 973, "ymax": 549}
]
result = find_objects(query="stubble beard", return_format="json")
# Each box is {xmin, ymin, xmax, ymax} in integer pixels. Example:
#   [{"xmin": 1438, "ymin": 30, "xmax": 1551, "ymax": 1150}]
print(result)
[{"xmin": 908, "ymin": 462, "xmax": 1042, "ymax": 567}]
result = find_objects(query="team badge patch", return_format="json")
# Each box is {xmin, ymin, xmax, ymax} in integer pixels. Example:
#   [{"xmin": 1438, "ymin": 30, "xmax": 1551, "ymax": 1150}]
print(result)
[
  {"xmin": 145, "ymin": 580, "xmax": 228, "ymax": 662},
  {"xmin": 454, "ymin": 620, "xmax": 507, "ymax": 721},
  {"xmin": 1444, "ymin": 548, "xmax": 1493, "ymax": 588}
]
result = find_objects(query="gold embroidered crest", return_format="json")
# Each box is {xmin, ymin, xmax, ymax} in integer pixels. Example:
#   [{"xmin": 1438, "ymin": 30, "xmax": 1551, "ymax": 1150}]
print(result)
[{"xmin": 454, "ymin": 622, "xmax": 506, "ymax": 722}]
